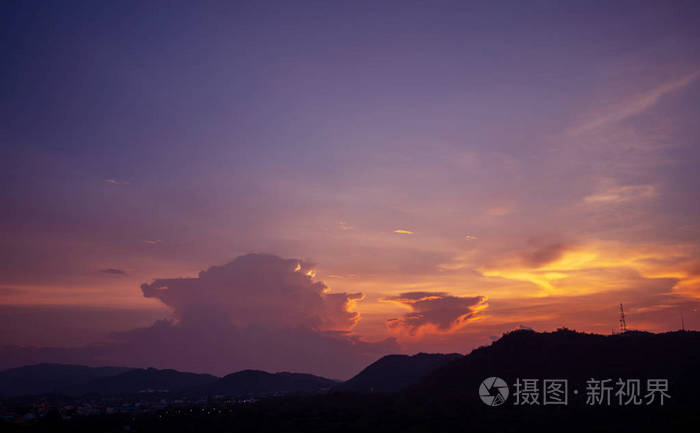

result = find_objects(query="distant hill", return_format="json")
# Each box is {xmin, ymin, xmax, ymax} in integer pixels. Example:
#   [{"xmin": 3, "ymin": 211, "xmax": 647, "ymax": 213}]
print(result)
[
  {"xmin": 0, "ymin": 364, "xmax": 335, "ymax": 398},
  {"xmin": 69, "ymin": 367, "xmax": 218, "ymax": 395},
  {"xmin": 0, "ymin": 363, "xmax": 132, "ymax": 397},
  {"xmin": 413, "ymin": 329, "xmax": 700, "ymax": 405},
  {"xmin": 195, "ymin": 370, "xmax": 338, "ymax": 397},
  {"xmin": 336, "ymin": 353, "xmax": 462, "ymax": 393}
]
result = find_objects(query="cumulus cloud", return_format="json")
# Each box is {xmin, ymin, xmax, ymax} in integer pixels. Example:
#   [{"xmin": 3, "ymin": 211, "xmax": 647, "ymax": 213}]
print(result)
[
  {"xmin": 140, "ymin": 253, "xmax": 361, "ymax": 332},
  {"xmin": 385, "ymin": 292, "xmax": 486, "ymax": 335}
]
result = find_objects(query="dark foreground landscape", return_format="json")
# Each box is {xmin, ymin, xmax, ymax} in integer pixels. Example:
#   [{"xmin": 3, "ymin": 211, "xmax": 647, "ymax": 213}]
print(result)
[{"xmin": 2, "ymin": 329, "xmax": 699, "ymax": 432}]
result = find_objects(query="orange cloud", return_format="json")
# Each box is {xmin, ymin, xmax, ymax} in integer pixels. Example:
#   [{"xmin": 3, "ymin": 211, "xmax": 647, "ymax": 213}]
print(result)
[
  {"xmin": 385, "ymin": 291, "xmax": 487, "ymax": 336},
  {"xmin": 480, "ymin": 241, "xmax": 700, "ymax": 298}
]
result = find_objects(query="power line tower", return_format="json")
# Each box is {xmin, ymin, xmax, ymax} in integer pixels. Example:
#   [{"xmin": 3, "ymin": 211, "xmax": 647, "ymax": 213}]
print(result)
[
  {"xmin": 681, "ymin": 311, "xmax": 685, "ymax": 331},
  {"xmin": 619, "ymin": 303, "xmax": 627, "ymax": 333}
]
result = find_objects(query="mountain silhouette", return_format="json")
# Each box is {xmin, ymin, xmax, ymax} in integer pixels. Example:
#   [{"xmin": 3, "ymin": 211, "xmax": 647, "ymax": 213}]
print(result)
[
  {"xmin": 413, "ymin": 328, "xmax": 700, "ymax": 406},
  {"xmin": 0, "ymin": 363, "xmax": 132, "ymax": 397},
  {"xmin": 195, "ymin": 370, "xmax": 337, "ymax": 397},
  {"xmin": 68, "ymin": 367, "xmax": 218, "ymax": 395},
  {"xmin": 335, "ymin": 353, "xmax": 462, "ymax": 393},
  {"xmin": 0, "ymin": 365, "xmax": 336, "ymax": 398}
]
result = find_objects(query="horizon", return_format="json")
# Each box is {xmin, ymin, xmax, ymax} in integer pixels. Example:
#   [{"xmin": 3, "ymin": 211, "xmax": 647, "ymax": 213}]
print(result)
[
  {"xmin": 5, "ymin": 327, "xmax": 695, "ymax": 380},
  {"xmin": 2, "ymin": 0, "xmax": 700, "ymax": 380}
]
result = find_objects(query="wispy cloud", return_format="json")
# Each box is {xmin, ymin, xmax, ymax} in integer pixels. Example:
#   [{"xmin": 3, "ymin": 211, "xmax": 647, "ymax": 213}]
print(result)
[
  {"xmin": 485, "ymin": 205, "xmax": 513, "ymax": 217},
  {"xmin": 584, "ymin": 184, "xmax": 657, "ymax": 204},
  {"xmin": 144, "ymin": 240, "xmax": 162, "ymax": 245},
  {"xmin": 464, "ymin": 234, "xmax": 478, "ymax": 240},
  {"xmin": 104, "ymin": 179, "xmax": 129, "ymax": 185},
  {"xmin": 480, "ymin": 240, "xmax": 700, "ymax": 299},
  {"xmin": 100, "ymin": 268, "xmax": 127, "ymax": 275},
  {"xmin": 0, "ymin": 287, "xmax": 23, "ymax": 296},
  {"xmin": 337, "ymin": 221, "xmax": 353, "ymax": 231},
  {"xmin": 568, "ymin": 70, "xmax": 700, "ymax": 136},
  {"xmin": 393, "ymin": 229, "xmax": 413, "ymax": 234}
]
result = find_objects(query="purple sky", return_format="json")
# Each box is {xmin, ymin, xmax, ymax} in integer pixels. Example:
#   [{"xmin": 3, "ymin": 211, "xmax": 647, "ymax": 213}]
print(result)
[{"xmin": 2, "ymin": 0, "xmax": 700, "ymax": 378}]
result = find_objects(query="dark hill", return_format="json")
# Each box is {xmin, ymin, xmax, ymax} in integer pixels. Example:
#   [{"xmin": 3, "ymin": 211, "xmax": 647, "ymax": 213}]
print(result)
[
  {"xmin": 336, "ymin": 353, "xmax": 462, "ymax": 393},
  {"xmin": 413, "ymin": 329, "xmax": 700, "ymax": 406},
  {"xmin": 70, "ymin": 367, "xmax": 218, "ymax": 395},
  {"xmin": 197, "ymin": 370, "xmax": 337, "ymax": 397},
  {"xmin": 0, "ymin": 363, "xmax": 132, "ymax": 397}
]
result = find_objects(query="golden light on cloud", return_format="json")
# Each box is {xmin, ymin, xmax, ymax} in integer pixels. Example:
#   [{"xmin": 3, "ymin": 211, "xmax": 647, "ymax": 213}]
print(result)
[
  {"xmin": 393, "ymin": 229, "xmax": 413, "ymax": 234},
  {"xmin": 465, "ymin": 234, "xmax": 478, "ymax": 240},
  {"xmin": 480, "ymin": 242, "xmax": 700, "ymax": 298},
  {"xmin": 292, "ymin": 261, "xmax": 318, "ymax": 278},
  {"xmin": 481, "ymin": 247, "xmax": 623, "ymax": 296}
]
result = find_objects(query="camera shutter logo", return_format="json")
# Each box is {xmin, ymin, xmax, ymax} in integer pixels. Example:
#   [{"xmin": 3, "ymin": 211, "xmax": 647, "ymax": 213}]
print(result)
[{"xmin": 479, "ymin": 377, "xmax": 509, "ymax": 406}]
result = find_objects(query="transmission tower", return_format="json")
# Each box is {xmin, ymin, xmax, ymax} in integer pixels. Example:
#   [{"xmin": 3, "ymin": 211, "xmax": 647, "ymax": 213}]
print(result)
[
  {"xmin": 619, "ymin": 303, "xmax": 627, "ymax": 333},
  {"xmin": 681, "ymin": 311, "xmax": 685, "ymax": 331}
]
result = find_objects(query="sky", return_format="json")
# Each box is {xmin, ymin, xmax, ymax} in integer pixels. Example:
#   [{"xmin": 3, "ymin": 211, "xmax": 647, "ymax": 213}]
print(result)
[{"xmin": 1, "ymin": 0, "xmax": 700, "ymax": 379}]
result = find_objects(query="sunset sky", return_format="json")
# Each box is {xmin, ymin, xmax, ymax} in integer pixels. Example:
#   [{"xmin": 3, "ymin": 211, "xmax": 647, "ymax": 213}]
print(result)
[{"xmin": 2, "ymin": 0, "xmax": 700, "ymax": 379}]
